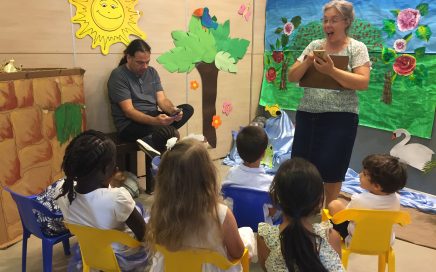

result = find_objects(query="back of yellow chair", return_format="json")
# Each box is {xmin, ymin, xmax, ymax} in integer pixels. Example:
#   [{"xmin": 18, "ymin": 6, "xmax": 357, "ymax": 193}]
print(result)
[
  {"xmin": 65, "ymin": 222, "xmax": 142, "ymax": 272},
  {"xmin": 323, "ymin": 208, "xmax": 411, "ymax": 272},
  {"xmin": 328, "ymin": 209, "xmax": 411, "ymax": 255},
  {"xmin": 155, "ymin": 244, "xmax": 249, "ymax": 272}
]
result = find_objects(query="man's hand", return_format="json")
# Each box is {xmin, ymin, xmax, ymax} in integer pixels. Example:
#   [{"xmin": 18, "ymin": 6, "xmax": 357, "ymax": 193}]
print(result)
[{"xmin": 155, "ymin": 114, "xmax": 174, "ymax": 125}]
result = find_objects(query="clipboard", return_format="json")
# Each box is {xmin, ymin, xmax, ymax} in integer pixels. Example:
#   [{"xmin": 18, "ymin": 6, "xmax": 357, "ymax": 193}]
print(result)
[{"xmin": 299, "ymin": 55, "xmax": 349, "ymax": 90}]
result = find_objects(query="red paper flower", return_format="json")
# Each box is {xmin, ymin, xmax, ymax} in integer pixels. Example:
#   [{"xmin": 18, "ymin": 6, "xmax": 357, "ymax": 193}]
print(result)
[
  {"xmin": 393, "ymin": 54, "xmax": 416, "ymax": 76},
  {"xmin": 211, "ymin": 115, "xmax": 222, "ymax": 128},
  {"xmin": 272, "ymin": 51, "xmax": 284, "ymax": 63},
  {"xmin": 266, "ymin": 67, "xmax": 277, "ymax": 82}
]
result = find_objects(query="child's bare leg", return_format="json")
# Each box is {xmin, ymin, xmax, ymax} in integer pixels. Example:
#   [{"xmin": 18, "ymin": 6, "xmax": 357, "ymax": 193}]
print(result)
[
  {"xmin": 328, "ymin": 199, "xmax": 346, "ymax": 216},
  {"xmin": 324, "ymin": 182, "xmax": 342, "ymax": 207}
]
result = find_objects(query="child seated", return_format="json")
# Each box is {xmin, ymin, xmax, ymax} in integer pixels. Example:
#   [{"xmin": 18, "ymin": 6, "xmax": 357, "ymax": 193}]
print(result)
[
  {"xmin": 328, "ymin": 154, "xmax": 407, "ymax": 246},
  {"xmin": 147, "ymin": 139, "xmax": 255, "ymax": 271},
  {"xmin": 55, "ymin": 130, "xmax": 148, "ymax": 271},
  {"xmin": 222, "ymin": 126, "xmax": 277, "ymax": 223},
  {"xmin": 257, "ymin": 158, "xmax": 344, "ymax": 272},
  {"xmin": 223, "ymin": 126, "xmax": 272, "ymax": 191}
]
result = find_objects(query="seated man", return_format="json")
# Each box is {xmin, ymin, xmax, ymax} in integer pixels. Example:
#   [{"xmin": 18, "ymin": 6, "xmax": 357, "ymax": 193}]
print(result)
[{"xmin": 108, "ymin": 39, "xmax": 193, "ymax": 193}]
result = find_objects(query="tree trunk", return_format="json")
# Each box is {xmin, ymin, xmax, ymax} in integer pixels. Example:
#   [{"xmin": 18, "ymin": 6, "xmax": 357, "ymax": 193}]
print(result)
[
  {"xmin": 279, "ymin": 60, "xmax": 288, "ymax": 90},
  {"xmin": 196, "ymin": 62, "xmax": 219, "ymax": 148},
  {"xmin": 382, "ymin": 71, "xmax": 392, "ymax": 104}
]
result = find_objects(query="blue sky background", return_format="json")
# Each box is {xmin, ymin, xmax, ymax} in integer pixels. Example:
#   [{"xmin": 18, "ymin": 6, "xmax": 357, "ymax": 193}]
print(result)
[{"xmin": 265, "ymin": 0, "xmax": 436, "ymax": 53}]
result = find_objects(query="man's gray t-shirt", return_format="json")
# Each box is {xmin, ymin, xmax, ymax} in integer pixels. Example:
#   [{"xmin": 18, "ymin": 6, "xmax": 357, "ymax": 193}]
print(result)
[{"xmin": 108, "ymin": 65, "xmax": 163, "ymax": 132}]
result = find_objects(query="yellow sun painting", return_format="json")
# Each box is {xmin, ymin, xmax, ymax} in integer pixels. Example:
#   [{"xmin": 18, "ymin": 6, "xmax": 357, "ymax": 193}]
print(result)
[{"xmin": 69, "ymin": 0, "xmax": 146, "ymax": 55}]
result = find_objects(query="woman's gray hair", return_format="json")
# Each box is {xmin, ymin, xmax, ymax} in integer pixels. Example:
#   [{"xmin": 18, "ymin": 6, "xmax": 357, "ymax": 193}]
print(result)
[{"xmin": 323, "ymin": 0, "xmax": 355, "ymax": 33}]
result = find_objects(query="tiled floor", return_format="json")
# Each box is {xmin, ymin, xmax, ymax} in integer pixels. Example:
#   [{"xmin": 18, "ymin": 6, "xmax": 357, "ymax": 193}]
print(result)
[{"xmin": 1, "ymin": 160, "xmax": 435, "ymax": 271}]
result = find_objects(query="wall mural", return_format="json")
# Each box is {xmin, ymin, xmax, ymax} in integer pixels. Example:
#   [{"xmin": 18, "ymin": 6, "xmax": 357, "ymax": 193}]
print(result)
[
  {"xmin": 157, "ymin": 7, "xmax": 250, "ymax": 148},
  {"xmin": 69, "ymin": 0, "xmax": 146, "ymax": 55},
  {"xmin": 260, "ymin": 0, "xmax": 436, "ymax": 139}
]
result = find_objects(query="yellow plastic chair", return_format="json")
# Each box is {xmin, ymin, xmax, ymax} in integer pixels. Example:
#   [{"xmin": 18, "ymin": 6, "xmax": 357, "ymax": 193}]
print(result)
[
  {"xmin": 65, "ymin": 222, "xmax": 142, "ymax": 272},
  {"xmin": 322, "ymin": 208, "xmax": 411, "ymax": 272},
  {"xmin": 155, "ymin": 244, "xmax": 250, "ymax": 272}
]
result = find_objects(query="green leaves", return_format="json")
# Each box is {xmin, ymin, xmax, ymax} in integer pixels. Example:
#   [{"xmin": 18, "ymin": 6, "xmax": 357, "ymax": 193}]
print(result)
[
  {"xmin": 381, "ymin": 47, "xmax": 397, "ymax": 63},
  {"xmin": 416, "ymin": 3, "xmax": 429, "ymax": 16},
  {"xmin": 55, "ymin": 103, "xmax": 82, "ymax": 145},
  {"xmin": 281, "ymin": 17, "xmax": 287, "ymax": 24},
  {"xmin": 382, "ymin": 19, "xmax": 396, "ymax": 37},
  {"xmin": 275, "ymin": 27, "xmax": 283, "ymax": 34},
  {"xmin": 281, "ymin": 34, "xmax": 289, "ymax": 48},
  {"xmin": 415, "ymin": 25, "xmax": 432, "ymax": 42},
  {"xmin": 403, "ymin": 33, "xmax": 413, "ymax": 42},
  {"xmin": 390, "ymin": 9, "xmax": 400, "ymax": 17},
  {"xmin": 414, "ymin": 47, "xmax": 426, "ymax": 59},
  {"xmin": 211, "ymin": 20, "xmax": 230, "ymax": 42},
  {"xmin": 157, "ymin": 47, "xmax": 197, "ymax": 73},
  {"xmin": 215, "ymin": 51, "xmax": 237, "ymax": 73},
  {"xmin": 291, "ymin": 16, "xmax": 302, "ymax": 29}
]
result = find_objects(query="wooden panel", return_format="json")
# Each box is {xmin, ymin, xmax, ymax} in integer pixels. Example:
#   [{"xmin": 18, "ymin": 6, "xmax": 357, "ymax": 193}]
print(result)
[
  {"xmin": 74, "ymin": 53, "xmax": 122, "ymax": 132},
  {"xmin": 253, "ymin": 0, "xmax": 266, "ymax": 54},
  {"xmin": 251, "ymin": 54, "xmax": 265, "ymax": 118},
  {"xmin": 0, "ymin": 0, "xmax": 73, "ymax": 53},
  {"xmin": 0, "ymin": 54, "xmax": 75, "ymax": 70}
]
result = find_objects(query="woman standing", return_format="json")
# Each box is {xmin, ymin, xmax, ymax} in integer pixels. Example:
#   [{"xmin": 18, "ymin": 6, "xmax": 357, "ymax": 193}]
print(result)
[{"xmin": 288, "ymin": 0, "xmax": 371, "ymax": 205}]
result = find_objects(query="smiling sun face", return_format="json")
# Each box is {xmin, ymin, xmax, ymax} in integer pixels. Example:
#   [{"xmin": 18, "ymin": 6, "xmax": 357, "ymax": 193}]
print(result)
[{"xmin": 70, "ymin": 0, "xmax": 146, "ymax": 55}]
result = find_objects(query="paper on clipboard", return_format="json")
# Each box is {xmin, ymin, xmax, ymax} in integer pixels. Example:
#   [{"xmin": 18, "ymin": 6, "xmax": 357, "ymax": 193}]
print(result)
[{"xmin": 299, "ymin": 55, "xmax": 349, "ymax": 90}]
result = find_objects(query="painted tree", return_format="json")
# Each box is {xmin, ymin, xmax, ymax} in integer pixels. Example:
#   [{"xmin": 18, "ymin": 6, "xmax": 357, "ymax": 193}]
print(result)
[{"xmin": 157, "ymin": 8, "xmax": 250, "ymax": 148}]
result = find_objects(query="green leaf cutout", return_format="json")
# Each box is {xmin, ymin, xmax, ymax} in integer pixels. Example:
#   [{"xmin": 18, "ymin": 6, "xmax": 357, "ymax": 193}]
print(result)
[
  {"xmin": 223, "ymin": 38, "xmax": 250, "ymax": 61},
  {"xmin": 403, "ymin": 33, "xmax": 413, "ymax": 42},
  {"xmin": 414, "ymin": 47, "xmax": 426, "ymax": 59},
  {"xmin": 390, "ymin": 9, "xmax": 400, "ymax": 17},
  {"xmin": 415, "ymin": 25, "xmax": 432, "ymax": 42},
  {"xmin": 416, "ymin": 3, "xmax": 429, "ymax": 16},
  {"xmin": 275, "ymin": 27, "xmax": 283, "ymax": 34},
  {"xmin": 281, "ymin": 17, "xmax": 288, "ymax": 24},
  {"xmin": 382, "ymin": 19, "xmax": 396, "ymax": 38},
  {"xmin": 157, "ymin": 47, "xmax": 197, "ymax": 73},
  {"xmin": 215, "ymin": 51, "xmax": 237, "ymax": 73},
  {"xmin": 381, "ymin": 47, "xmax": 397, "ymax": 63},
  {"xmin": 291, "ymin": 16, "xmax": 302, "ymax": 29},
  {"xmin": 211, "ymin": 20, "xmax": 230, "ymax": 43},
  {"xmin": 54, "ymin": 103, "xmax": 82, "ymax": 145}
]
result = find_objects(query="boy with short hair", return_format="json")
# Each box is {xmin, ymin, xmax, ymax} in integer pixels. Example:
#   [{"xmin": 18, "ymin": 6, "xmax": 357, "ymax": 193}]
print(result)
[
  {"xmin": 328, "ymin": 154, "xmax": 407, "ymax": 244},
  {"xmin": 222, "ymin": 126, "xmax": 272, "ymax": 191}
]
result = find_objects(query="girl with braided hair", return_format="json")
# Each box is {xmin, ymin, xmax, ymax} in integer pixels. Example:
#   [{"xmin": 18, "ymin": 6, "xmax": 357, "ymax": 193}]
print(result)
[
  {"xmin": 257, "ymin": 158, "xmax": 344, "ymax": 272},
  {"xmin": 55, "ymin": 130, "xmax": 148, "ymax": 271}
]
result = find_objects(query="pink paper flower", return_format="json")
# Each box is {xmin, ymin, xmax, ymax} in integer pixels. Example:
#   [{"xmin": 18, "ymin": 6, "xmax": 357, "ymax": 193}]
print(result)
[
  {"xmin": 272, "ymin": 51, "xmax": 284, "ymax": 63},
  {"xmin": 266, "ymin": 67, "xmax": 277, "ymax": 82},
  {"xmin": 393, "ymin": 39, "xmax": 407, "ymax": 52},
  {"xmin": 397, "ymin": 9, "xmax": 420, "ymax": 32},
  {"xmin": 393, "ymin": 54, "xmax": 416, "ymax": 76},
  {"xmin": 222, "ymin": 101, "xmax": 233, "ymax": 116},
  {"xmin": 283, "ymin": 22, "xmax": 294, "ymax": 36}
]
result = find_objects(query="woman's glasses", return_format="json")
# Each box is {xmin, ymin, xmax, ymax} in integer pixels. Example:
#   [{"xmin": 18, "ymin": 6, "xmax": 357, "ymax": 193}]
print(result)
[{"xmin": 321, "ymin": 16, "xmax": 346, "ymax": 24}]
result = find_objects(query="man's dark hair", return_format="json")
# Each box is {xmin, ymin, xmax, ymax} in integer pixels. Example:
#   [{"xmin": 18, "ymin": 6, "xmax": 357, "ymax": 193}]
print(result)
[
  {"xmin": 236, "ymin": 126, "xmax": 268, "ymax": 163},
  {"xmin": 118, "ymin": 39, "xmax": 151, "ymax": 66},
  {"xmin": 362, "ymin": 154, "xmax": 407, "ymax": 194}
]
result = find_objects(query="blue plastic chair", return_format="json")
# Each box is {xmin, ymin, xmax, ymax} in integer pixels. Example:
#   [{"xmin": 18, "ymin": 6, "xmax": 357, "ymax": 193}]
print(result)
[
  {"xmin": 221, "ymin": 185, "xmax": 279, "ymax": 232},
  {"xmin": 3, "ymin": 186, "xmax": 72, "ymax": 272}
]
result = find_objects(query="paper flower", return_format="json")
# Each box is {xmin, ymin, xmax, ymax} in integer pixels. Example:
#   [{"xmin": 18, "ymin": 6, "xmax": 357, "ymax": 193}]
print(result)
[
  {"xmin": 397, "ymin": 8, "xmax": 420, "ymax": 32},
  {"xmin": 211, "ymin": 115, "xmax": 222, "ymax": 128},
  {"xmin": 190, "ymin": 80, "xmax": 199, "ymax": 90},
  {"xmin": 393, "ymin": 39, "xmax": 407, "ymax": 52},
  {"xmin": 283, "ymin": 22, "xmax": 294, "ymax": 36},
  {"xmin": 266, "ymin": 67, "xmax": 277, "ymax": 82},
  {"xmin": 272, "ymin": 51, "xmax": 284, "ymax": 63},
  {"xmin": 222, "ymin": 101, "xmax": 233, "ymax": 116},
  {"xmin": 393, "ymin": 54, "xmax": 416, "ymax": 76}
]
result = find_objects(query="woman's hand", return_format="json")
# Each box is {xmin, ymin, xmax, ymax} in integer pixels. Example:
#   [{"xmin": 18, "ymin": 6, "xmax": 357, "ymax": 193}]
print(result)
[{"xmin": 313, "ymin": 54, "xmax": 335, "ymax": 75}]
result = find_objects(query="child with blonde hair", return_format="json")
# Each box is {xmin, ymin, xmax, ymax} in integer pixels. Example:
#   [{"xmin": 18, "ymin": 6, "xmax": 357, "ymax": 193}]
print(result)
[{"xmin": 147, "ymin": 139, "xmax": 254, "ymax": 271}]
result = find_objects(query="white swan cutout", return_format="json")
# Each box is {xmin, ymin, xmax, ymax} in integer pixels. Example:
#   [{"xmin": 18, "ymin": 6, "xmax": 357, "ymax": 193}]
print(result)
[{"xmin": 390, "ymin": 128, "xmax": 434, "ymax": 171}]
